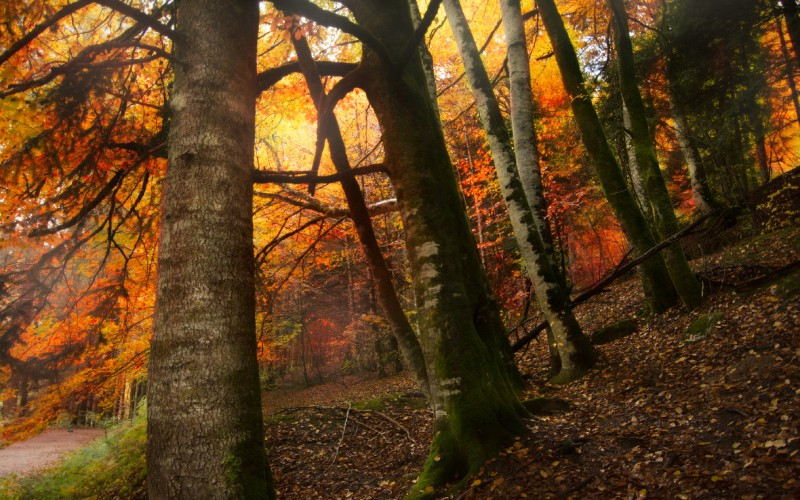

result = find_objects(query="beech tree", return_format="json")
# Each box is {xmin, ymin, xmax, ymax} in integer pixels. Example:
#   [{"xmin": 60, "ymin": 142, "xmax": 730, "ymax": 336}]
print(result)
[
  {"xmin": 536, "ymin": 0, "xmax": 680, "ymax": 312},
  {"xmin": 442, "ymin": 0, "xmax": 593, "ymax": 382},
  {"xmin": 607, "ymin": 0, "xmax": 703, "ymax": 309}
]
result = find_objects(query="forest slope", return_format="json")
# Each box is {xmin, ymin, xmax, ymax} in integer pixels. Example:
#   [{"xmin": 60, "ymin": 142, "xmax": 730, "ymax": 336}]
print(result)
[
  {"xmin": 263, "ymin": 222, "xmax": 799, "ymax": 498},
  {"xmin": 3, "ymin": 178, "xmax": 799, "ymax": 498}
]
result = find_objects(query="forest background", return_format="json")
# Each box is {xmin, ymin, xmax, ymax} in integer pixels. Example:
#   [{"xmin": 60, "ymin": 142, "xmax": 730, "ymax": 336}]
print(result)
[{"xmin": 0, "ymin": 0, "xmax": 798, "ymax": 496}]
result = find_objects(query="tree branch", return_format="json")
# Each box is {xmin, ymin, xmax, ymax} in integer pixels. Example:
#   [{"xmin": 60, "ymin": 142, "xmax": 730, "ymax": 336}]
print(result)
[
  {"xmin": 511, "ymin": 209, "xmax": 724, "ymax": 352},
  {"xmin": 257, "ymin": 60, "xmax": 357, "ymax": 92},
  {"xmin": 0, "ymin": 0, "xmax": 94, "ymax": 67},
  {"xmin": 93, "ymin": 0, "xmax": 174, "ymax": 39},
  {"xmin": 396, "ymin": 0, "xmax": 443, "ymax": 72},
  {"xmin": 254, "ymin": 189, "xmax": 397, "ymax": 218},
  {"xmin": 271, "ymin": 0, "xmax": 393, "ymax": 66},
  {"xmin": 252, "ymin": 163, "xmax": 386, "ymax": 184}
]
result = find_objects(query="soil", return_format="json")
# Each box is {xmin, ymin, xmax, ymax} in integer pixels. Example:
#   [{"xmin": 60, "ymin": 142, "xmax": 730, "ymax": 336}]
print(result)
[
  {"xmin": 0, "ymin": 428, "xmax": 104, "ymax": 478},
  {"xmin": 265, "ymin": 225, "xmax": 800, "ymax": 498}
]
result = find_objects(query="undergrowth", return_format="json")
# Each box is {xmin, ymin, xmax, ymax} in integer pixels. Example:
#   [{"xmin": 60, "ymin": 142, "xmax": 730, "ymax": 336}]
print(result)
[{"xmin": 0, "ymin": 412, "xmax": 146, "ymax": 499}]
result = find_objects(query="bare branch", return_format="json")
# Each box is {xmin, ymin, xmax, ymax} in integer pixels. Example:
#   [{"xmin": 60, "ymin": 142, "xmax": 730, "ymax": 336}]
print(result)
[
  {"xmin": 94, "ymin": 0, "xmax": 174, "ymax": 39},
  {"xmin": 0, "ymin": 0, "xmax": 94, "ymax": 67},
  {"xmin": 252, "ymin": 163, "xmax": 386, "ymax": 185},
  {"xmin": 257, "ymin": 60, "xmax": 357, "ymax": 92},
  {"xmin": 397, "ymin": 0, "xmax": 443, "ymax": 72},
  {"xmin": 271, "ymin": 0, "xmax": 393, "ymax": 66}
]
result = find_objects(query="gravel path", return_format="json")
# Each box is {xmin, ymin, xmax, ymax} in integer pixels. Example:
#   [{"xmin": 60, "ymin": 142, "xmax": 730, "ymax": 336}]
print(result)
[{"xmin": 0, "ymin": 428, "xmax": 104, "ymax": 478}]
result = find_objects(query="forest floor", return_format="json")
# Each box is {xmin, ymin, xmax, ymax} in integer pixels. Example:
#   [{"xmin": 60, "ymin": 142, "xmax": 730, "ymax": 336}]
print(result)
[
  {"xmin": 264, "ymin": 225, "xmax": 800, "ymax": 498},
  {"xmin": 0, "ymin": 428, "xmax": 104, "ymax": 478}
]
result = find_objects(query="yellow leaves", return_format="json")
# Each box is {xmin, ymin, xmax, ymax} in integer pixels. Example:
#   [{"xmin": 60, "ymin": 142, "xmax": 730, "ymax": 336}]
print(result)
[{"xmin": 489, "ymin": 477, "xmax": 504, "ymax": 491}]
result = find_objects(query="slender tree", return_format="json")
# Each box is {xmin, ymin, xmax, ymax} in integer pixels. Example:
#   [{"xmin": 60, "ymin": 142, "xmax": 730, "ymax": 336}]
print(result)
[
  {"xmin": 781, "ymin": 0, "xmax": 800, "ymax": 64},
  {"xmin": 443, "ymin": 0, "xmax": 594, "ymax": 382},
  {"xmin": 289, "ymin": 33, "xmax": 430, "ymax": 397},
  {"xmin": 622, "ymin": 102, "xmax": 654, "ymax": 221},
  {"xmin": 607, "ymin": 0, "xmax": 703, "ymax": 309},
  {"xmin": 536, "ymin": 0, "xmax": 679, "ymax": 312},
  {"xmin": 667, "ymin": 89, "xmax": 722, "ymax": 214}
]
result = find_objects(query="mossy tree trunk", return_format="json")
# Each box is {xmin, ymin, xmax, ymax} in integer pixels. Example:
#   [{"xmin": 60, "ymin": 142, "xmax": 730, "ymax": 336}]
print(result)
[
  {"xmin": 351, "ymin": 0, "xmax": 529, "ymax": 493},
  {"xmin": 536, "ymin": 0, "xmax": 679, "ymax": 313},
  {"xmin": 147, "ymin": 0, "xmax": 273, "ymax": 497},
  {"xmin": 622, "ymin": 102, "xmax": 653, "ymax": 222},
  {"xmin": 607, "ymin": 0, "xmax": 702, "ymax": 310},
  {"xmin": 444, "ymin": 0, "xmax": 594, "ymax": 382}
]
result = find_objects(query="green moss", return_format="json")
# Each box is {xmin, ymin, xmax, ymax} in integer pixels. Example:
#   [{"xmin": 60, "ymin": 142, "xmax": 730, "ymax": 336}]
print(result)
[
  {"xmin": 353, "ymin": 396, "xmax": 388, "ymax": 412},
  {"xmin": 591, "ymin": 319, "xmax": 638, "ymax": 345},
  {"xmin": 771, "ymin": 268, "xmax": 800, "ymax": 298},
  {"xmin": 682, "ymin": 312, "xmax": 723, "ymax": 343},
  {"xmin": 407, "ymin": 428, "xmax": 464, "ymax": 499},
  {"xmin": 0, "ymin": 411, "xmax": 147, "ymax": 499}
]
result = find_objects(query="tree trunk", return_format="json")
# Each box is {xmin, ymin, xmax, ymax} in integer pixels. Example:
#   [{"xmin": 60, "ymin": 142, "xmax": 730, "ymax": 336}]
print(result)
[
  {"xmin": 444, "ymin": 0, "xmax": 594, "ymax": 382},
  {"xmin": 777, "ymin": 17, "xmax": 800, "ymax": 126},
  {"xmin": 755, "ymin": 134, "xmax": 770, "ymax": 185},
  {"xmin": 608, "ymin": 0, "xmax": 702, "ymax": 309},
  {"xmin": 536, "ymin": 0, "xmax": 679, "ymax": 312},
  {"xmin": 352, "ymin": 0, "xmax": 529, "ymax": 492},
  {"xmin": 622, "ymin": 102, "xmax": 653, "ymax": 221},
  {"xmin": 147, "ymin": 0, "xmax": 272, "ymax": 497},
  {"xmin": 408, "ymin": 0, "xmax": 442, "ymax": 121},
  {"xmin": 782, "ymin": 0, "xmax": 800, "ymax": 65},
  {"xmin": 667, "ymin": 86, "xmax": 721, "ymax": 215}
]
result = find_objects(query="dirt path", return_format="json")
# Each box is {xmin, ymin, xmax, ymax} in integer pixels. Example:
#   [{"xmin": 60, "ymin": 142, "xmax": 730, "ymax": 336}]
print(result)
[{"xmin": 0, "ymin": 428, "xmax": 104, "ymax": 478}]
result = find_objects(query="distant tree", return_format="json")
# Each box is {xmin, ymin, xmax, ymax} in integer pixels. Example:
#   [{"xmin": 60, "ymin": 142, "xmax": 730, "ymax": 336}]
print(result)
[{"xmin": 536, "ymin": 0, "xmax": 680, "ymax": 312}]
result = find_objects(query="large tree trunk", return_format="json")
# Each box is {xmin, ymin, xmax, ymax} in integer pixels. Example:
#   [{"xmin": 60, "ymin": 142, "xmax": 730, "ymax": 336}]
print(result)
[
  {"xmin": 147, "ymin": 0, "xmax": 272, "ymax": 497},
  {"xmin": 352, "ymin": 0, "xmax": 528, "ymax": 492},
  {"xmin": 444, "ymin": 0, "xmax": 594, "ymax": 382},
  {"xmin": 536, "ymin": 0, "xmax": 679, "ymax": 312},
  {"xmin": 608, "ymin": 0, "xmax": 702, "ymax": 309}
]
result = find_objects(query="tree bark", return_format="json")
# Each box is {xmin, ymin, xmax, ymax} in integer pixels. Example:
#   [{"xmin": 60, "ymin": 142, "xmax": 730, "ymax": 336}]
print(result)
[
  {"xmin": 608, "ymin": 0, "xmax": 702, "ymax": 309},
  {"xmin": 782, "ymin": 0, "xmax": 800, "ymax": 65},
  {"xmin": 536, "ymin": 0, "xmax": 679, "ymax": 312},
  {"xmin": 147, "ymin": 0, "xmax": 272, "ymax": 497},
  {"xmin": 352, "ymin": 0, "xmax": 529, "ymax": 492},
  {"xmin": 777, "ymin": 16, "xmax": 800, "ymax": 127},
  {"xmin": 622, "ymin": 102, "xmax": 653, "ymax": 221},
  {"xmin": 667, "ymin": 85, "xmax": 721, "ymax": 215},
  {"xmin": 445, "ymin": 0, "xmax": 594, "ymax": 382}
]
